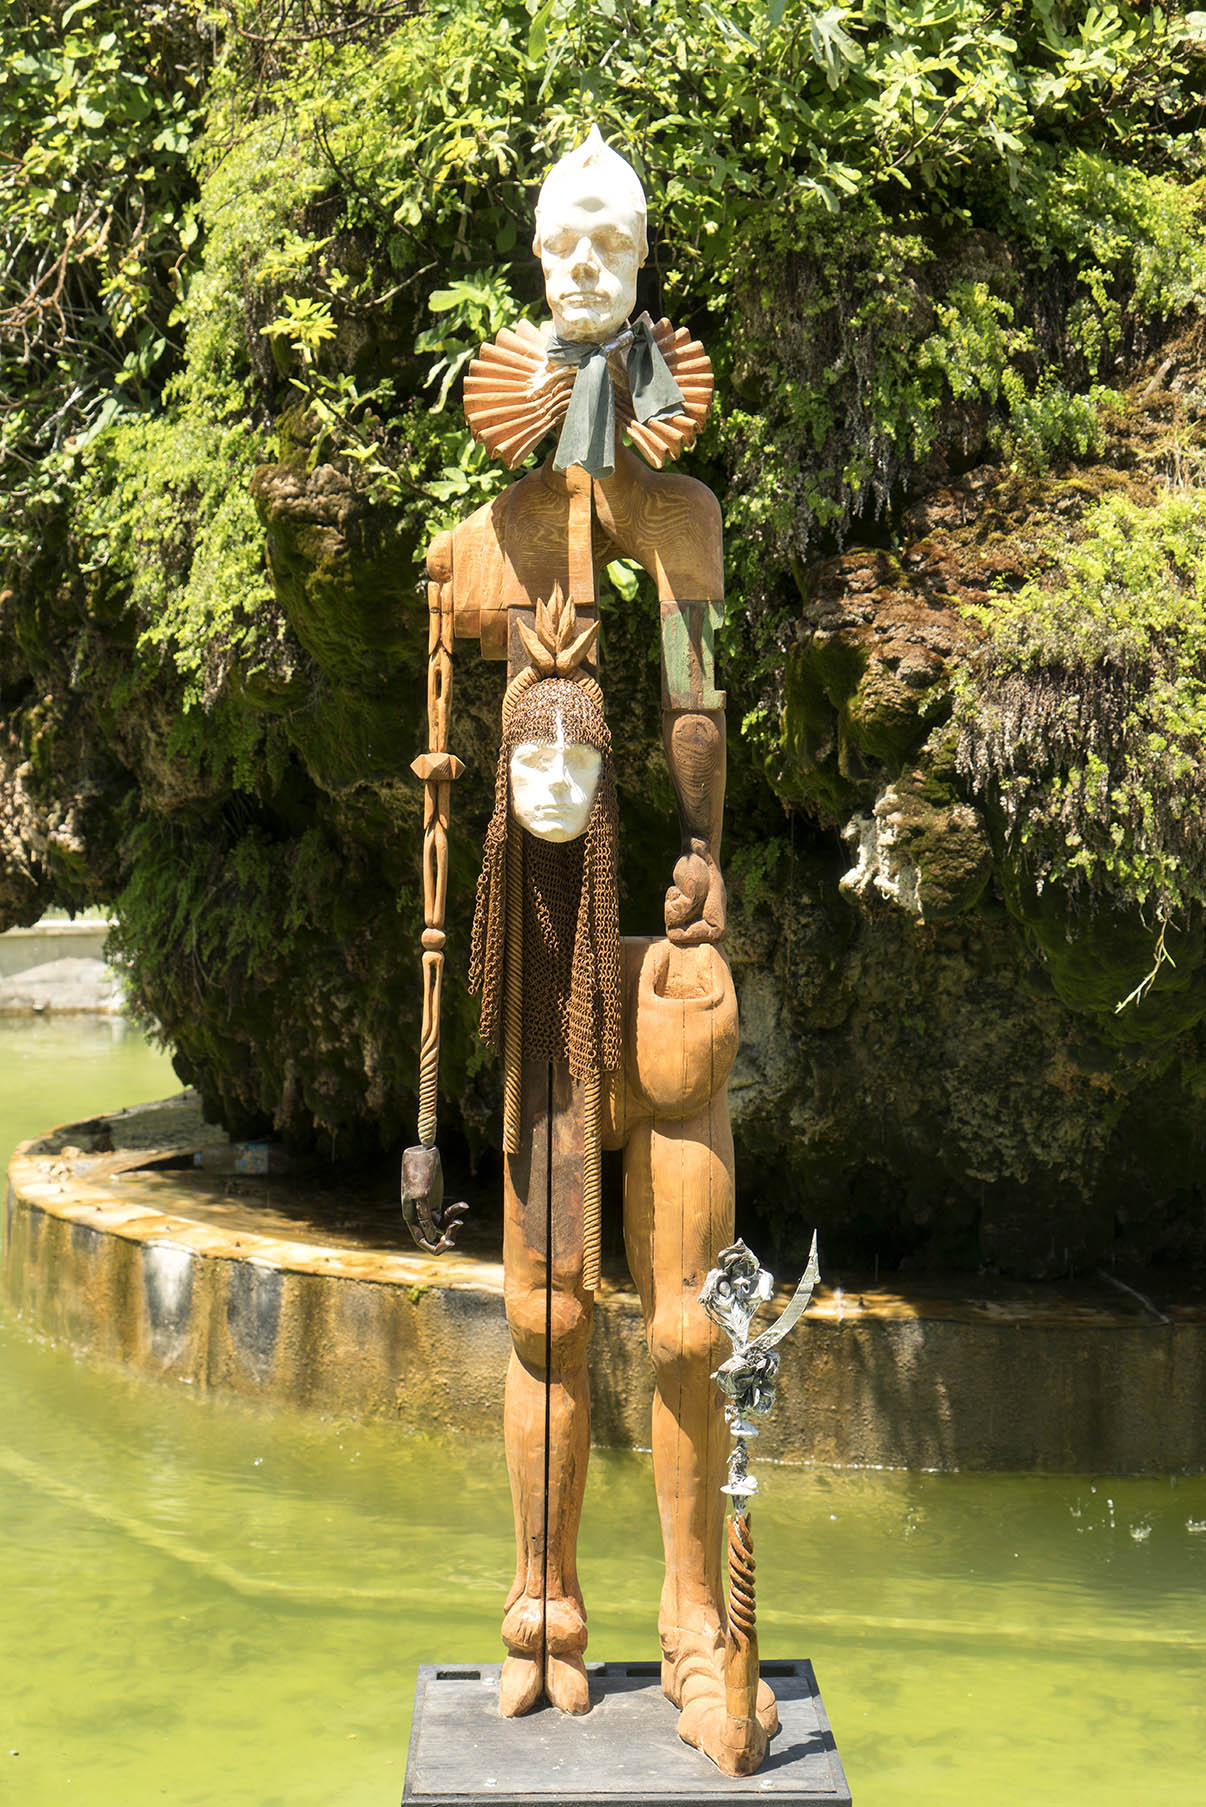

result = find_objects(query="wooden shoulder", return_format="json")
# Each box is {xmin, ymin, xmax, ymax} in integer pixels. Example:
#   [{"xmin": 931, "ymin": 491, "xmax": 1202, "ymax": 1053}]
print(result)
[{"xmin": 594, "ymin": 453, "xmax": 724, "ymax": 601}]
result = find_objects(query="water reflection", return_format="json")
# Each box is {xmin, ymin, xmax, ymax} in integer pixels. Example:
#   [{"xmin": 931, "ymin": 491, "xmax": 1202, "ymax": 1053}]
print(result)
[{"xmin": 1, "ymin": 1020, "xmax": 1204, "ymax": 1804}]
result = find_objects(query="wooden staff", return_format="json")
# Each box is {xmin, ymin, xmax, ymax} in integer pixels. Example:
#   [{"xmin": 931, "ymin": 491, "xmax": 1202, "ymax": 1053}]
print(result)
[
  {"xmin": 411, "ymin": 576, "xmax": 463, "ymax": 1149},
  {"xmin": 719, "ymin": 1505, "xmax": 765, "ymax": 1774},
  {"xmin": 701, "ymin": 1233, "xmax": 821, "ymax": 1776}
]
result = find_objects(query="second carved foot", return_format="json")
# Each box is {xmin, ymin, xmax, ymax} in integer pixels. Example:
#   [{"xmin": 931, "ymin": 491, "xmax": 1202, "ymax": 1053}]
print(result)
[
  {"xmin": 545, "ymin": 1651, "xmax": 590, "ymax": 1714},
  {"xmin": 665, "ymin": 1633, "xmax": 777, "ymax": 1770},
  {"xmin": 499, "ymin": 1655, "xmax": 543, "ymax": 1718},
  {"xmin": 661, "ymin": 1647, "xmax": 784, "ymax": 1741}
]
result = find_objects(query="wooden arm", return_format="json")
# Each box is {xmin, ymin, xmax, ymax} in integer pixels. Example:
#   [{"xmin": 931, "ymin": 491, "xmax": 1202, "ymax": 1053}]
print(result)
[{"xmin": 411, "ymin": 577, "xmax": 463, "ymax": 1148}]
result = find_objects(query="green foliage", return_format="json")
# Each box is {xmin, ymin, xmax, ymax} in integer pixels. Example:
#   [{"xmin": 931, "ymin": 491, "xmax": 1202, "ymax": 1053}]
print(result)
[
  {"xmin": 952, "ymin": 490, "xmax": 1206, "ymax": 923},
  {"xmin": 0, "ymin": 1, "xmax": 208, "ymax": 539},
  {"xmin": 262, "ymin": 294, "xmax": 338, "ymax": 363},
  {"xmin": 6, "ymin": 0, "xmax": 1206, "ymax": 1189},
  {"xmin": 415, "ymin": 273, "xmax": 522, "ymax": 412},
  {"xmin": 1017, "ymin": 152, "xmax": 1206, "ymax": 370},
  {"xmin": 995, "ymin": 378, "xmax": 1122, "ymax": 473},
  {"xmin": 83, "ymin": 411, "xmax": 274, "ymax": 700},
  {"xmin": 164, "ymin": 0, "xmax": 1206, "ymax": 617}
]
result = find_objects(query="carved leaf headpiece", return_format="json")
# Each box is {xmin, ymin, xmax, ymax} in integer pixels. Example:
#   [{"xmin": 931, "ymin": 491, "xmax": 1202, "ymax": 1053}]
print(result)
[
  {"xmin": 501, "ymin": 585, "xmax": 603, "ymax": 730},
  {"xmin": 515, "ymin": 583, "xmax": 599, "ymax": 677}
]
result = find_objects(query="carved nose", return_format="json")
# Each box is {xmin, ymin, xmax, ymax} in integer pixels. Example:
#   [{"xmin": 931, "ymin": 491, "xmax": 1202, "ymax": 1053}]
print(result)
[
  {"xmin": 568, "ymin": 237, "xmax": 597, "ymax": 280},
  {"xmin": 547, "ymin": 751, "xmax": 572, "ymax": 795}
]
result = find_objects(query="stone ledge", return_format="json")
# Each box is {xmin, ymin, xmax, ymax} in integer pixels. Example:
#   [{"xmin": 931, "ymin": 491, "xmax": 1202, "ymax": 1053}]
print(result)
[
  {"xmin": 3, "ymin": 1092, "xmax": 1204, "ymax": 1473},
  {"xmin": 0, "ymin": 954, "xmax": 124, "ymax": 1014}
]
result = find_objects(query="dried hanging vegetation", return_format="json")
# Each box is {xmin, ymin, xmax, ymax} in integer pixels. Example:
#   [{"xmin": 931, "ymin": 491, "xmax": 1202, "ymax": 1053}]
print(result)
[{"xmin": 952, "ymin": 489, "xmax": 1206, "ymax": 925}]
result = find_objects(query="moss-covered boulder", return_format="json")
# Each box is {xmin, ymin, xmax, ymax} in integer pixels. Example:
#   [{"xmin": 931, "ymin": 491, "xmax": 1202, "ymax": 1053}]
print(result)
[{"xmin": 6, "ymin": 3, "xmax": 1206, "ymax": 1278}]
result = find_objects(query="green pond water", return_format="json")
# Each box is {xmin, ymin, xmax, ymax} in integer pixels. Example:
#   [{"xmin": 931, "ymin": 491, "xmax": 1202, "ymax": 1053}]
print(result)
[{"xmin": 1, "ymin": 1016, "xmax": 1205, "ymax": 1805}]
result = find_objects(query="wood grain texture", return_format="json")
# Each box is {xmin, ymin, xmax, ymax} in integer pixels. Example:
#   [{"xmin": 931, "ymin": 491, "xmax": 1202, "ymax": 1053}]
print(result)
[
  {"xmin": 620, "ymin": 941, "xmax": 736, "ymax": 1666},
  {"xmin": 718, "ymin": 1511, "xmax": 767, "ymax": 1776},
  {"xmin": 501, "ymin": 1058, "xmax": 592, "ymax": 1716},
  {"xmin": 441, "ymin": 446, "xmax": 729, "ymax": 943},
  {"xmin": 422, "ymin": 292, "xmax": 760, "ymax": 1760},
  {"xmin": 412, "ymin": 576, "xmax": 460, "ymax": 1148}
]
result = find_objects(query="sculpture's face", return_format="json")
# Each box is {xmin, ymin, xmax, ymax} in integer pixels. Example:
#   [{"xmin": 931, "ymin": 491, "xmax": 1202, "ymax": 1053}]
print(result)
[
  {"xmin": 510, "ymin": 733, "xmax": 603, "ymax": 843},
  {"xmin": 536, "ymin": 181, "xmax": 642, "ymax": 344}
]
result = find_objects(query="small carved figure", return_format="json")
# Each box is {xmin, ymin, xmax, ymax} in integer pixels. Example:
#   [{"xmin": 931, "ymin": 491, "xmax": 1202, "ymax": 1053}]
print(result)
[{"xmin": 402, "ymin": 131, "xmax": 776, "ymax": 1775}]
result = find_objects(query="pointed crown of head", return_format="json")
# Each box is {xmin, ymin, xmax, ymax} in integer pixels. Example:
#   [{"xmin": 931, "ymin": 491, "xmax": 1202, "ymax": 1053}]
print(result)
[{"xmin": 533, "ymin": 126, "xmax": 649, "ymax": 262}]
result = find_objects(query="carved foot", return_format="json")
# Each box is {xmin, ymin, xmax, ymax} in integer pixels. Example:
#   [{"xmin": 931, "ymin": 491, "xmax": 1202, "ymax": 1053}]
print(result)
[
  {"xmin": 699, "ymin": 1712, "xmax": 769, "ymax": 1777},
  {"xmin": 545, "ymin": 1652, "xmax": 590, "ymax": 1714},
  {"xmin": 661, "ymin": 1639, "xmax": 780, "ymax": 1739},
  {"xmin": 499, "ymin": 1655, "xmax": 543, "ymax": 1717},
  {"xmin": 669, "ymin": 1651, "xmax": 773, "ymax": 1778},
  {"xmin": 499, "ymin": 1593, "xmax": 589, "ymax": 1717},
  {"xmin": 665, "ymin": 839, "xmax": 727, "ymax": 945}
]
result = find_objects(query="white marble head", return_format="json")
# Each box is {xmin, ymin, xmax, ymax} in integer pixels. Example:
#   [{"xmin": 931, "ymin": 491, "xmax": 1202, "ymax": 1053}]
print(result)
[
  {"xmin": 509, "ymin": 708, "xmax": 603, "ymax": 843},
  {"xmin": 533, "ymin": 126, "xmax": 648, "ymax": 343}
]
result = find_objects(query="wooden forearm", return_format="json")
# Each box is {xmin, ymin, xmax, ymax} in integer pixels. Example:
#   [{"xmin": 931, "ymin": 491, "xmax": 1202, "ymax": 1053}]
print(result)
[
  {"xmin": 411, "ymin": 578, "xmax": 462, "ymax": 1148},
  {"xmin": 664, "ymin": 709, "xmax": 725, "ymax": 862}
]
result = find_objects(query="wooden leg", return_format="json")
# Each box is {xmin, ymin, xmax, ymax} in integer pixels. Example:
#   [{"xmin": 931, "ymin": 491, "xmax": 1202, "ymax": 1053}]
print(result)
[
  {"xmin": 623, "ymin": 1097, "xmax": 732, "ymax": 1661},
  {"xmin": 623, "ymin": 1093, "xmax": 779, "ymax": 1768},
  {"xmin": 501, "ymin": 1059, "xmax": 593, "ymax": 1717}
]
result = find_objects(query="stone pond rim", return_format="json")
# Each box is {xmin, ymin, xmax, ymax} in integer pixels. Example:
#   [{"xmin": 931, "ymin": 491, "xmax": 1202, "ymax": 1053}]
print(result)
[{"xmin": 3, "ymin": 1091, "xmax": 1203, "ymax": 1475}]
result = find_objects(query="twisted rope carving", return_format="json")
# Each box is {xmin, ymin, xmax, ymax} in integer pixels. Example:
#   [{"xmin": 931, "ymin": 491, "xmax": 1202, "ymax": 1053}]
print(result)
[
  {"xmin": 417, "ymin": 949, "xmax": 442, "ymax": 1148},
  {"xmin": 726, "ymin": 1511, "xmax": 756, "ymax": 1643},
  {"xmin": 581, "ymin": 1068, "xmax": 602, "ymax": 1290},
  {"xmin": 503, "ymin": 839, "xmax": 524, "ymax": 1156}
]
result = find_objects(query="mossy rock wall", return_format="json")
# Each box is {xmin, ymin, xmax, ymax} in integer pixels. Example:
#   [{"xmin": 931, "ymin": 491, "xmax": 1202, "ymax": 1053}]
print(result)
[{"xmin": 5, "ymin": 3, "xmax": 1206, "ymax": 1279}]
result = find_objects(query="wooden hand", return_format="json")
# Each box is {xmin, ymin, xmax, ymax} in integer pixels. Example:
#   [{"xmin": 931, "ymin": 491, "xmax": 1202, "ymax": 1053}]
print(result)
[
  {"xmin": 665, "ymin": 837, "xmax": 727, "ymax": 944},
  {"xmin": 400, "ymin": 1144, "xmax": 469, "ymax": 1255}
]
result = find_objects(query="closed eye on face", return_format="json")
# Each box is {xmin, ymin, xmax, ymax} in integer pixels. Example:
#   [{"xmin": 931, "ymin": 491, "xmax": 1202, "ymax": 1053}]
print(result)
[{"xmin": 545, "ymin": 228, "xmax": 632, "ymax": 259}]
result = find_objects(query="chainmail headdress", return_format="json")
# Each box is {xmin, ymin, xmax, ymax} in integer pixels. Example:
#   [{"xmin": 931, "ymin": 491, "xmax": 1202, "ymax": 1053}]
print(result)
[{"xmin": 468, "ymin": 593, "xmax": 621, "ymax": 1288}]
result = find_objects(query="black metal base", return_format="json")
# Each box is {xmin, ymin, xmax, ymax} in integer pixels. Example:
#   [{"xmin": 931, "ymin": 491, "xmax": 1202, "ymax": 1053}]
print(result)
[{"xmin": 402, "ymin": 1659, "xmax": 852, "ymax": 1805}]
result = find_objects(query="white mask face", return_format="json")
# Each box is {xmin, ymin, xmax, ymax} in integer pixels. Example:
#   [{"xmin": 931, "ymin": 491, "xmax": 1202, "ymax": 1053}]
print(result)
[
  {"xmin": 537, "ymin": 191, "xmax": 641, "ymax": 344},
  {"xmin": 509, "ymin": 737, "xmax": 603, "ymax": 843},
  {"xmin": 534, "ymin": 129, "xmax": 646, "ymax": 345}
]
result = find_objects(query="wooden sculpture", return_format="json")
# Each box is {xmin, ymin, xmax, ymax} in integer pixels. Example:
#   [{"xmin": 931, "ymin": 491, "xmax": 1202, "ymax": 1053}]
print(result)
[{"xmin": 401, "ymin": 127, "xmax": 775, "ymax": 1776}]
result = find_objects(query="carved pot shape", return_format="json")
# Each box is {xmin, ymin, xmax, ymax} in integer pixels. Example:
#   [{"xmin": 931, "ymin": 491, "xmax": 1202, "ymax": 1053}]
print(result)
[{"xmin": 626, "ymin": 939, "xmax": 738, "ymax": 1121}]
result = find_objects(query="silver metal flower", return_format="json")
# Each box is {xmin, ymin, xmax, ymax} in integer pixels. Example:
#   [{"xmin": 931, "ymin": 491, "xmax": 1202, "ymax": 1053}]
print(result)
[{"xmin": 699, "ymin": 1232, "xmax": 821, "ymax": 1510}]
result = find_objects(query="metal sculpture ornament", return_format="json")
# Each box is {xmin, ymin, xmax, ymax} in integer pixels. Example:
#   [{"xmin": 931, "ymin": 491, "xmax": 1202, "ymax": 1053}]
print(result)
[{"xmin": 697, "ymin": 1233, "xmax": 821, "ymax": 1775}]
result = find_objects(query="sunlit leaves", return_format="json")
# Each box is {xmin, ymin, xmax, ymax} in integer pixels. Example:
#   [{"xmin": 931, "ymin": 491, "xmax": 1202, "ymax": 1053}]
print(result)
[
  {"xmin": 0, "ymin": 1, "xmax": 208, "ymax": 524},
  {"xmin": 416, "ymin": 273, "xmax": 522, "ymax": 412},
  {"xmin": 261, "ymin": 295, "xmax": 339, "ymax": 363}
]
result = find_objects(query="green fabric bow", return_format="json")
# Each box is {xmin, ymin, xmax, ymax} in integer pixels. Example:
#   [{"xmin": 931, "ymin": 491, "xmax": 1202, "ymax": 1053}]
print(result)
[{"xmin": 548, "ymin": 315, "xmax": 685, "ymax": 479}]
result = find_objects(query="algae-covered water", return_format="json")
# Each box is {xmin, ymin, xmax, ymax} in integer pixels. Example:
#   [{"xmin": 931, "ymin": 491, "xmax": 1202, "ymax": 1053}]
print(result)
[{"xmin": 2, "ymin": 1017, "xmax": 1205, "ymax": 1804}]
